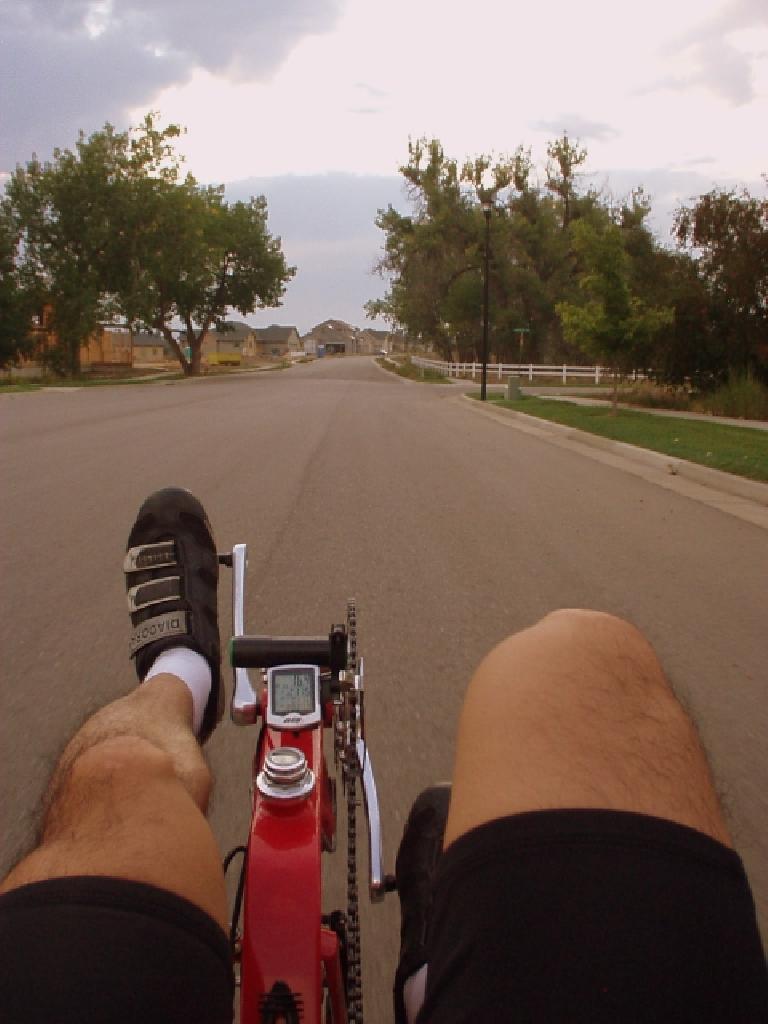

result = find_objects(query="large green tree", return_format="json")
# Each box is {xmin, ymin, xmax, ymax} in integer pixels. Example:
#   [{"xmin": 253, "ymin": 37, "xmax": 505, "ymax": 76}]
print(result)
[
  {"xmin": 0, "ymin": 210, "xmax": 35, "ymax": 368},
  {"xmin": 368, "ymin": 136, "xmax": 609, "ymax": 363},
  {"xmin": 674, "ymin": 183, "xmax": 768, "ymax": 383},
  {"xmin": 121, "ymin": 180, "xmax": 294, "ymax": 375},
  {"xmin": 557, "ymin": 218, "xmax": 673, "ymax": 408},
  {"xmin": 3, "ymin": 116, "xmax": 294, "ymax": 376}
]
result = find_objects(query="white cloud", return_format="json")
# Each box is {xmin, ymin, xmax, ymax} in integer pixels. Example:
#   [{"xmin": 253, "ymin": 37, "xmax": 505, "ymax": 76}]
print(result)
[
  {"xmin": 4, "ymin": 0, "xmax": 767, "ymax": 328},
  {"xmin": 118, "ymin": 0, "xmax": 766, "ymax": 188},
  {"xmin": 0, "ymin": 0, "xmax": 341, "ymax": 170}
]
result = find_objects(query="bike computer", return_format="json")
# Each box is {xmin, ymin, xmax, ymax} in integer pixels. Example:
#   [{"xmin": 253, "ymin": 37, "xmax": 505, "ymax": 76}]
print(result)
[{"xmin": 265, "ymin": 664, "xmax": 322, "ymax": 730}]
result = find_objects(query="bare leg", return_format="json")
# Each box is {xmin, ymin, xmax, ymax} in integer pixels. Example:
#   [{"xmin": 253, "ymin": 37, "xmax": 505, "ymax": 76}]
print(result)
[
  {"xmin": 401, "ymin": 611, "xmax": 768, "ymax": 1021},
  {"xmin": 0, "ymin": 674, "xmax": 227, "ymax": 931},
  {"xmin": 446, "ymin": 608, "xmax": 731, "ymax": 847}
]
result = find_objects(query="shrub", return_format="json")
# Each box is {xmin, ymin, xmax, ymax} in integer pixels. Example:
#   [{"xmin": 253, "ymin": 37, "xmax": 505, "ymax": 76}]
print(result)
[
  {"xmin": 623, "ymin": 382, "xmax": 691, "ymax": 411},
  {"xmin": 694, "ymin": 371, "xmax": 768, "ymax": 421}
]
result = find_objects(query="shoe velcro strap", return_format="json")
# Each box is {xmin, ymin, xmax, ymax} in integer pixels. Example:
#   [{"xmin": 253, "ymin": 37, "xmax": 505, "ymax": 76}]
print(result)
[
  {"xmin": 129, "ymin": 610, "xmax": 189, "ymax": 657},
  {"xmin": 127, "ymin": 575, "xmax": 182, "ymax": 613},
  {"xmin": 124, "ymin": 541, "xmax": 177, "ymax": 574}
]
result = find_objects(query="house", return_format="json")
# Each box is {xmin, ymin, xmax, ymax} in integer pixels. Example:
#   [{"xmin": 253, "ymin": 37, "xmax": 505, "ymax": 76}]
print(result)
[
  {"xmin": 132, "ymin": 331, "xmax": 175, "ymax": 365},
  {"xmin": 246, "ymin": 325, "xmax": 300, "ymax": 359},
  {"xmin": 301, "ymin": 320, "xmax": 360, "ymax": 355},
  {"xmin": 251, "ymin": 325, "xmax": 295, "ymax": 357},
  {"xmin": 198, "ymin": 321, "xmax": 255, "ymax": 366},
  {"xmin": 87, "ymin": 327, "xmax": 132, "ymax": 370},
  {"xmin": 361, "ymin": 328, "xmax": 393, "ymax": 354},
  {"xmin": 301, "ymin": 320, "xmax": 403, "ymax": 356},
  {"xmin": 10, "ymin": 307, "xmax": 140, "ymax": 377}
]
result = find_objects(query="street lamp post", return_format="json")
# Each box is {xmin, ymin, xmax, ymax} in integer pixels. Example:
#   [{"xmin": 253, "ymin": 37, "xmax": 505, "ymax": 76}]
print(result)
[{"xmin": 481, "ymin": 199, "xmax": 492, "ymax": 401}]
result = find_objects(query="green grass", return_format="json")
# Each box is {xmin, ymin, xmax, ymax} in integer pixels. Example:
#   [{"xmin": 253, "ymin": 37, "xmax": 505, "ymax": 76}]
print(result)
[
  {"xmin": 477, "ymin": 395, "xmax": 768, "ymax": 482},
  {"xmin": 0, "ymin": 380, "xmax": 43, "ymax": 393},
  {"xmin": 376, "ymin": 356, "xmax": 447, "ymax": 382},
  {"xmin": 1, "ymin": 370, "xmax": 187, "ymax": 391}
]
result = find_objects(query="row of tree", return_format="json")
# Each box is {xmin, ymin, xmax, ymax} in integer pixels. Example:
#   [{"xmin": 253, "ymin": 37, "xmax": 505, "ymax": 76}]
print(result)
[
  {"xmin": 1, "ymin": 116, "xmax": 294, "ymax": 375},
  {"xmin": 366, "ymin": 137, "xmax": 768, "ymax": 387}
]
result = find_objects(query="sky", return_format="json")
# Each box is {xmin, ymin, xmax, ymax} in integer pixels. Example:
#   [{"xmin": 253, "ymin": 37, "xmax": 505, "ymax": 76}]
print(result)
[{"xmin": 2, "ymin": 0, "xmax": 767, "ymax": 333}]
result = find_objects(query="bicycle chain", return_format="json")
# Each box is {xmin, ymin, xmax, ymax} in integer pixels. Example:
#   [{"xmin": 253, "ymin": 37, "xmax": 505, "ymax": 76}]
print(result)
[{"xmin": 344, "ymin": 599, "xmax": 363, "ymax": 1024}]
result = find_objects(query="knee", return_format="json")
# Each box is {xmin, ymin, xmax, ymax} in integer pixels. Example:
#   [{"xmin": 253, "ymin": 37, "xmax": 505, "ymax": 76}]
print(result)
[
  {"xmin": 538, "ymin": 608, "xmax": 673, "ymax": 699},
  {"xmin": 542, "ymin": 607, "xmax": 649, "ymax": 650},
  {"xmin": 473, "ymin": 608, "xmax": 680, "ymax": 729},
  {"xmin": 68, "ymin": 736, "xmax": 212, "ymax": 809},
  {"xmin": 70, "ymin": 736, "xmax": 177, "ymax": 788}
]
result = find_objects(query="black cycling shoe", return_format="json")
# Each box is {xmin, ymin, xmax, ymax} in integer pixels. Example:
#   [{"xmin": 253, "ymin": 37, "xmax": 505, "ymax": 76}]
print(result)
[
  {"xmin": 393, "ymin": 783, "xmax": 452, "ymax": 1024},
  {"xmin": 124, "ymin": 487, "xmax": 222, "ymax": 743}
]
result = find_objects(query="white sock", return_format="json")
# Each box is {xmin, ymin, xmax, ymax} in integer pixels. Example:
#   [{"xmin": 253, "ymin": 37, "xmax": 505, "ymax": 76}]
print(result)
[{"xmin": 144, "ymin": 647, "xmax": 212, "ymax": 736}]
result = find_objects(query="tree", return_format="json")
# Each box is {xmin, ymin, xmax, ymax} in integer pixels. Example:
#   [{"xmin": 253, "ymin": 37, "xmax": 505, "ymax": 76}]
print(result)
[
  {"xmin": 0, "ymin": 211, "xmax": 35, "ymax": 368},
  {"xmin": 2, "ymin": 117, "xmax": 184, "ymax": 374},
  {"xmin": 368, "ymin": 140, "xmax": 541, "ymax": 360},
  {"xmin": 674, "ymin": 183, "xmax": 768, "ymax": 383},
  {"xmin": 118, "ymin": 177, "xmax": 294, "ymax": 375},
  {"xmin": 557, "ymin": 219, "xmax": 673, "ymax": 409},
  {"xmin": 545, "ymin": 134, "xmax": 588, "ymax": 231},
  {"xmin": 2, "ymin": 116, "xmax": 294, "ymax": 376},
  {"xmin": 369, "ymin": 137, "xmax": 615, "ymax": 364},
  {"xmin": 367, "ymin": 140, "xmax": 481, "ymax": 358}
]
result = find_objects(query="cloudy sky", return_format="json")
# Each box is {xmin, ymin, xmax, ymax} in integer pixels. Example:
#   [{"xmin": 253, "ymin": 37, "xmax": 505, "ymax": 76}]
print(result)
[{"xmin": 2, "ymin": 0, "xmax": 767, "ymax": 332}]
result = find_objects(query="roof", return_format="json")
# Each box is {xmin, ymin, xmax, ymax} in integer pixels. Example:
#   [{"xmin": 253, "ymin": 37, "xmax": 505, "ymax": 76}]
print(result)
[
  {"xmin": 214, "ymin": 320, "xmax": 255, "ymax": 341},
  {"xmin": 255, "ymin": 325, "xmax": 299, "ymax": 342},
  {"xmin": 132, "ymin": 331, "xmax": 171, "ymax": 349},
  {"xmin": 303, "ymin": 320, "xmax": 360, "ymax": 343}
]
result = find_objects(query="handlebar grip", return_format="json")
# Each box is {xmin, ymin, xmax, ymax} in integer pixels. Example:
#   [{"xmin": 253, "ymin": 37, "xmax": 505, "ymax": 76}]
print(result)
[{"xmin": 230, "ymin": 635, "xmax": 346, "ymax": 672}]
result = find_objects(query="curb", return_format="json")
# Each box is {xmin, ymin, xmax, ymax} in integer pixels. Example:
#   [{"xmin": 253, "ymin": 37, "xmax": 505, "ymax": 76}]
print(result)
[{"xmin": 462, "ymin": 396, "xmax": 768, "ymax": 508}]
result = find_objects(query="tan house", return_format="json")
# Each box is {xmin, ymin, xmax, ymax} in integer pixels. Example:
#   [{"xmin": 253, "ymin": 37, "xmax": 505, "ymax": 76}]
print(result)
[
  {"xmin": 302, "ymin": 320, "xmax": 355, "ymax": 355},
  {"xmin": 302, "ymin": 319, "xmax": 386, "ymax": 356},
  {"xmin": 132, "ymin": 331, "xmax": 175, "ymax": 365},
  {"xmin": 199, "ymin": 321, "xmax": 255, "ymax": 366},
  {"xmin": 10, "ymin": 308, "xmax": 135, "ymax": 377},
  {"xmin": 245, "ymin": 325, "xmax": 300, "ymax": 359},
  {"xmin": 183, "ymin": 321, "xmax": 300, "ymax": 366},
  {"xmin": 87, "ymin": 328, "xmax": 133, "ymax": 369}
]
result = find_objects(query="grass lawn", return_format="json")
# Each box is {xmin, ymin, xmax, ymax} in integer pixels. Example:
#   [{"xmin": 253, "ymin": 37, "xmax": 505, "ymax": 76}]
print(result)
[
  {"xmin": 477, "ymin": 395, "xmax": 768, "ymax": 483},
  {"xmin": 0, "ymin": 372, "xmax": 184, "ymax": 392}
]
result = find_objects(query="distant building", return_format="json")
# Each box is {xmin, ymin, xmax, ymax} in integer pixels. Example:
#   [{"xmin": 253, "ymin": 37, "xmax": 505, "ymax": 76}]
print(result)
[
  {"xmin": 166, "ymin": 320, "xmax": 302, "ymax": 367},
  {"xmin": 301, "ymin": 319, "xmax": 373, "ymax": 355},
  {"xmin": 301, "ymin": 320, "xmax": 410, "ymax": 356},
  {"xmin": 196, "ymin": 321, "xmax": 254, "ymax": 366},
  {"xmin": 247, "ymin": 325, "xmax": 300, "ymax": 358},
  {"xmin": 131, "ymin": 330, "xmax": 174, "ymax": 365}
]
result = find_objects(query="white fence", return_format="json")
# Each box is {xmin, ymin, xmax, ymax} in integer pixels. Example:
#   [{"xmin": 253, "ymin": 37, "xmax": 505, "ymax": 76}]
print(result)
[{"xmin": 410, "ymin": 357, "xmax": 642, "ymax": 385}]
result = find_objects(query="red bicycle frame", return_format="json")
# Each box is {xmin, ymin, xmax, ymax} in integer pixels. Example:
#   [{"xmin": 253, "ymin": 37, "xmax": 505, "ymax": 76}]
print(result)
[
  {"xmin": 241, "ymin": 703, "xmax": 344, "ymax": 1022},
  {"xmin": 222, "ymin": 543, "xmax": 389, "ymax": 1024}
]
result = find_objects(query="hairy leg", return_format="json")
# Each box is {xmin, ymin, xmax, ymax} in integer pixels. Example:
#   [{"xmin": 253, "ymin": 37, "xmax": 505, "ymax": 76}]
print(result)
[
  {"xmin": 0, "ymin": 675, "xmax": 227, "ymax": 930},
  {"xmin": 445, "ymin": 608, "xmax": 731, "ymax": 847}
]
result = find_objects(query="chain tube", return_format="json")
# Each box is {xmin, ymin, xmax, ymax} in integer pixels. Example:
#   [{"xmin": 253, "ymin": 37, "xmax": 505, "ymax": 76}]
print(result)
[{"xmin": 344, "ymin": 600, "xmax": 363, "ymax": 1023}]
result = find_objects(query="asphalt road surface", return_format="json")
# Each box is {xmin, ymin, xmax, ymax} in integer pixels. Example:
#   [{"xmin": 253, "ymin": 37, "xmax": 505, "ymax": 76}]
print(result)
[{"xmin": 2, "ymin": 355, "xmax": 767, "ymax": 1019}]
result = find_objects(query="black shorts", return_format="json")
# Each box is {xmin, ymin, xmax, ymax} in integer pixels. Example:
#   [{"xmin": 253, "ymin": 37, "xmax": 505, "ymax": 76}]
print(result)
[
  {"xmin": 0, "ymin": 876, "xmax": 233, "ymax": 1024},
  {"xmin": 420, "ymin": 809, "xmax": 768, "ymax": 1022},
  {"xmin": 2, "ymin": 813, "xmax": 766, "ymax": 1023}
]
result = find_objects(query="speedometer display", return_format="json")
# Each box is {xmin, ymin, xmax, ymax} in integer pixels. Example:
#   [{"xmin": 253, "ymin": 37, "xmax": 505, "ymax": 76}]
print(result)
[{"xmin": 272, "ymin": 668, "xmax": 316, "ymax": 715}]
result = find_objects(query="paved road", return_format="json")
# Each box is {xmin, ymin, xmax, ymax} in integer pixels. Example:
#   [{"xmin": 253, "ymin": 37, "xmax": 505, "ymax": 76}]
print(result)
[{"xmin": 2, "ymin": 356, "xmax": 767, "ymax": 1018}]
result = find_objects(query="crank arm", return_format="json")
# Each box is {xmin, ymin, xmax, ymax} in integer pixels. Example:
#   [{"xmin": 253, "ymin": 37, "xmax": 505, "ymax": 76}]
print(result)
[
  {"xmin": 356, "ymin": 737, "xmax": 386, "ymax": 902},
  {"xmin": 228, "ymin": 543, "xmax": 259, "ymax": 725}
]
